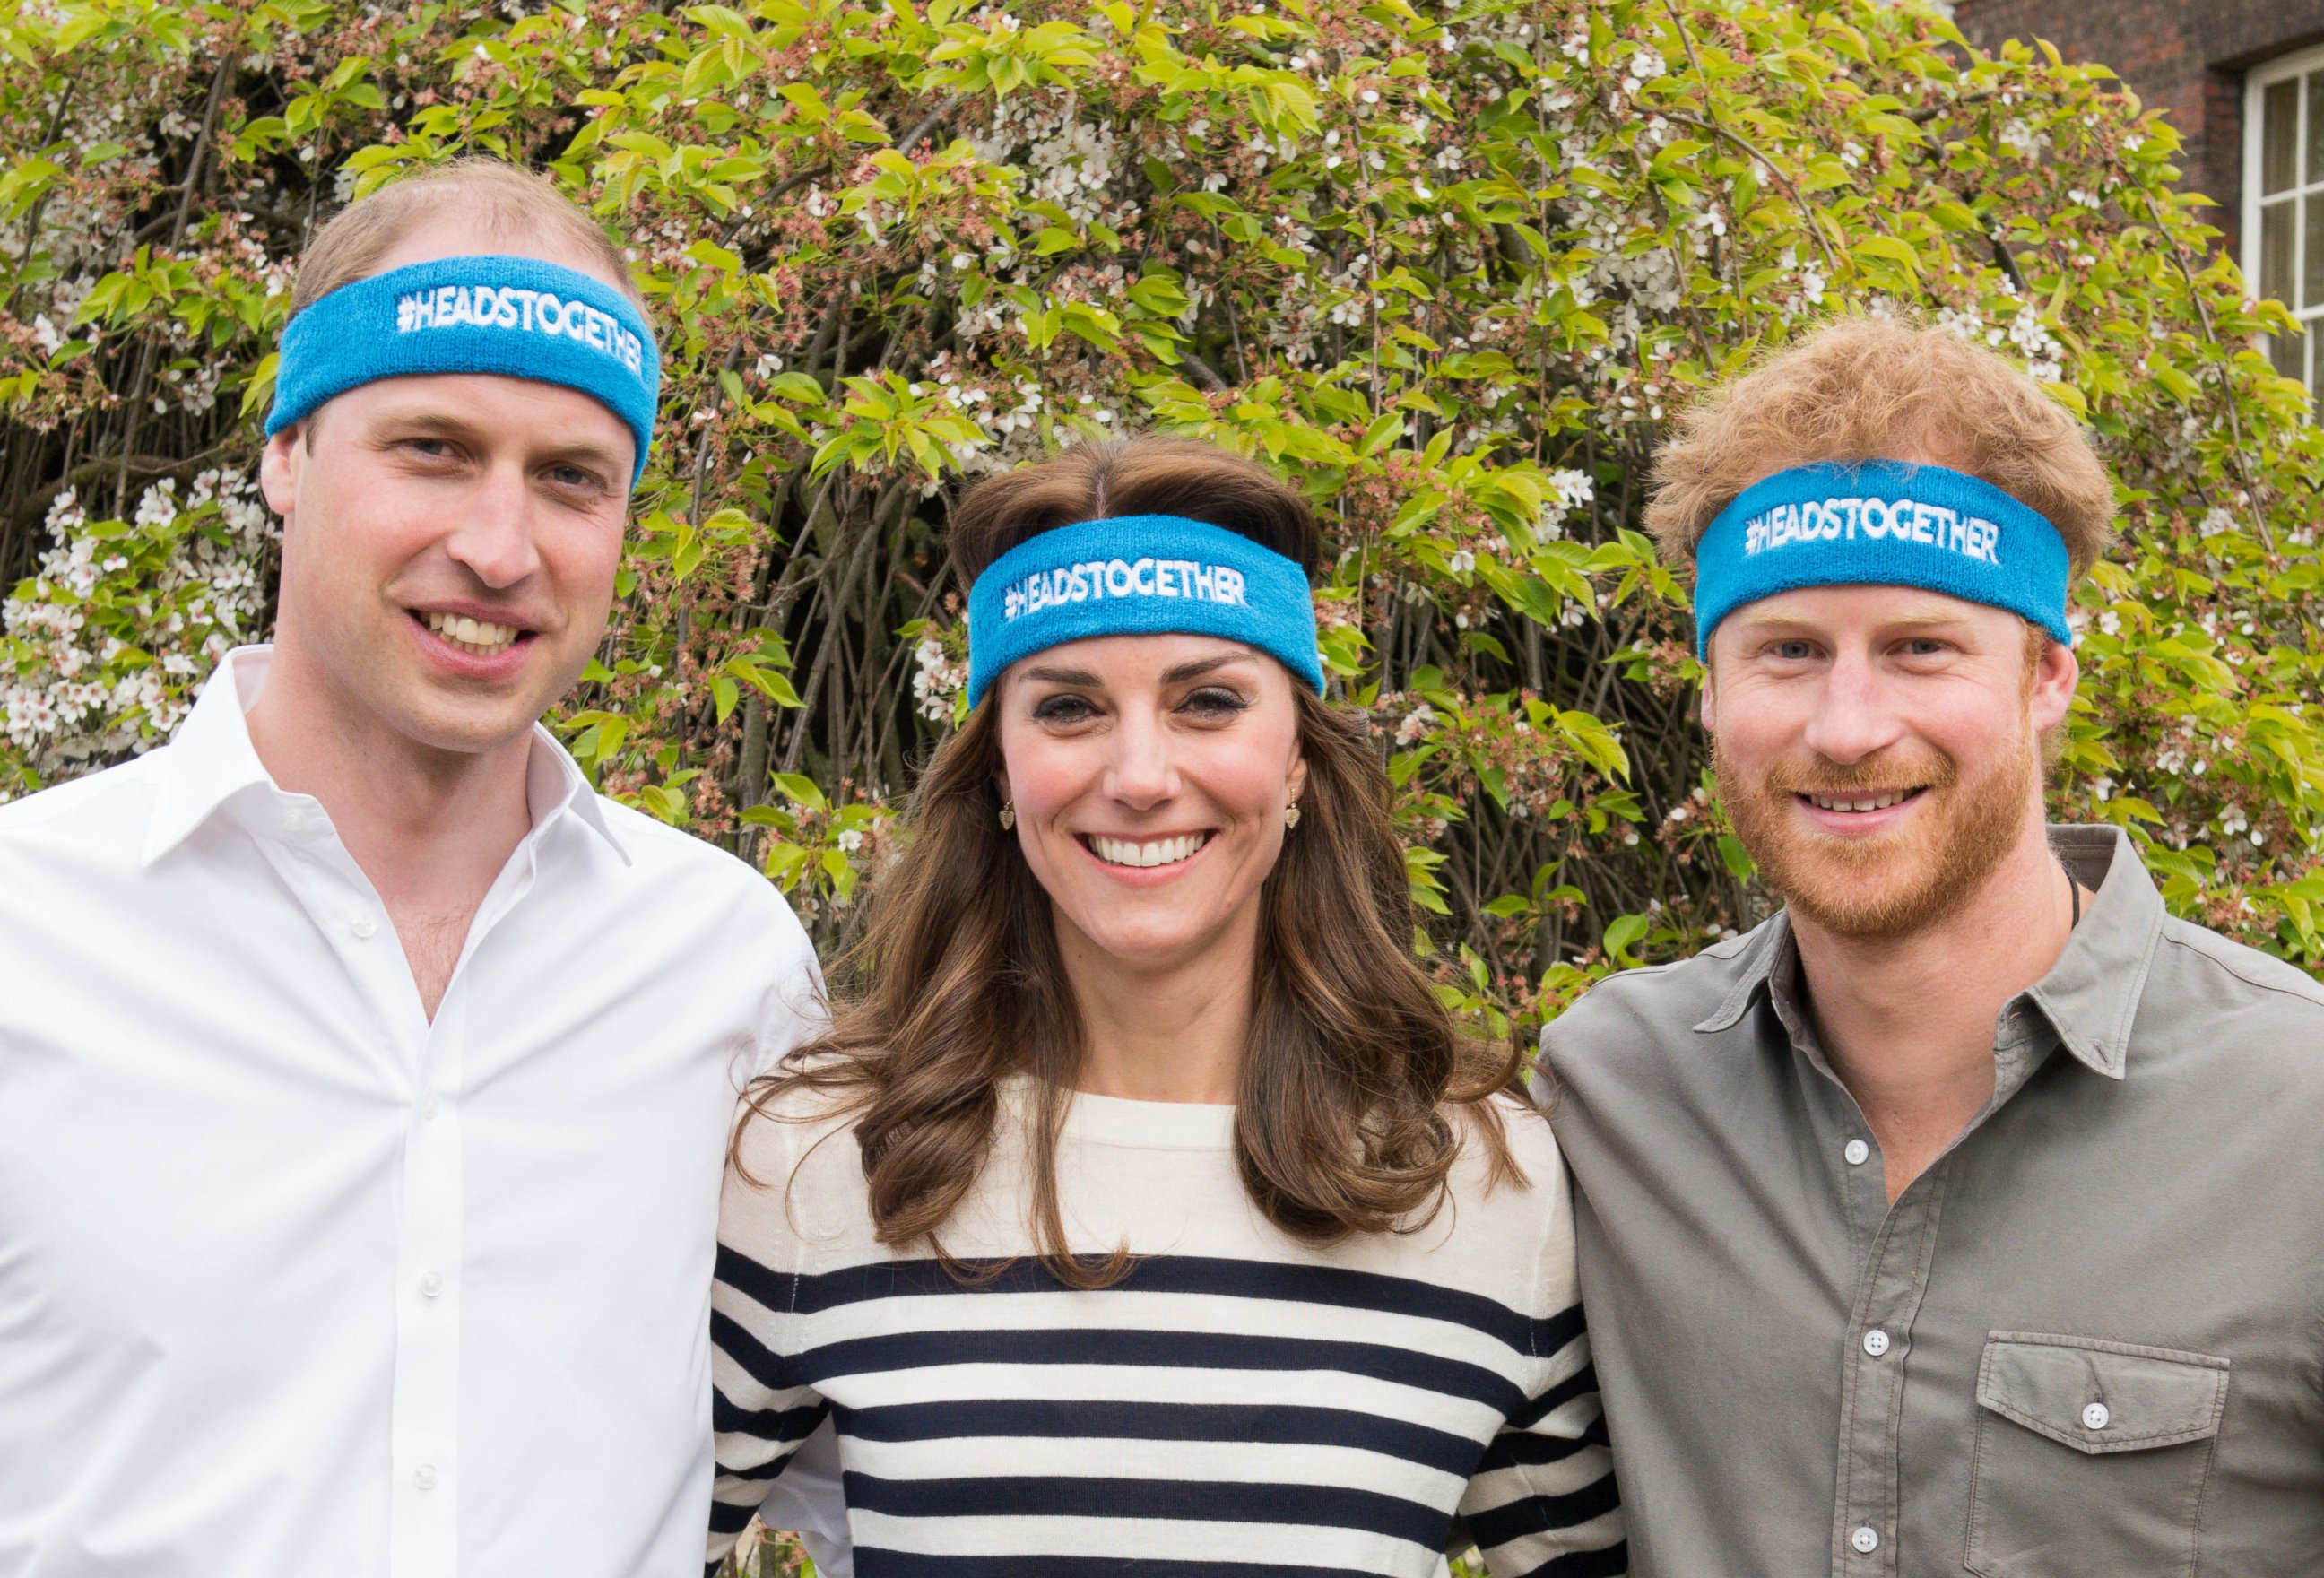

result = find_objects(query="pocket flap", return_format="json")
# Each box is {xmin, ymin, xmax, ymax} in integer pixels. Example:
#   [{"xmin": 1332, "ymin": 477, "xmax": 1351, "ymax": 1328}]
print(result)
[{"xmin": 1977, "ymin": 1331, "xmax": 2229, "ymax": 1455}]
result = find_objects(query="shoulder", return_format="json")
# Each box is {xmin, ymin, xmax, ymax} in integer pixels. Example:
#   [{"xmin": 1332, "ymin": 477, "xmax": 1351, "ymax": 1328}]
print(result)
[
  {"xmin": 1457, "ymin": 1089, "xmax": 1565, "ymax": 1181},
  {"xmin": 593, "ymin": 795, "xmax": 814, "ymax": 950},
  {"xmin": 0, "ymin": 756, "xmax": 167, "ymax": 904},
  {"xmin": 2102, "ymin": 920, "xmax": 2324, "ymax": 1149},
  {"xmin": 724, "ymin": 1073, "xmax": 868, "ymax": 1234},
  {"xmin": 594, "ymin": 794, "xmax": 765, "ymax": 894},
  {"xmin": 1539, "ymin": 915, "xmax": 1777, "ymax": 1071},
  {"xmin": 1418, "ymin": 1093, "xmax": 1580, "ymax": 1313},
  {"xmin": 1435, "ymin": 1093, "xmax": 1572, "ymax": 1231},
  {"xmin": 2156, "ymin": 915, "xmax": 2324, "ymax": 1010},
  {"xmin": 0, "ymin": 752, "xmax": 164, "ymax": 841}
]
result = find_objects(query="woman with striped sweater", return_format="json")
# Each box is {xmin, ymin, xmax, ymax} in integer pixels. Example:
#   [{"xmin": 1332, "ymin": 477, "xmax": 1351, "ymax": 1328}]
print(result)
[{"xmin": 709, "ymin": 437, "xmax": 1626, "ymax": 1578}]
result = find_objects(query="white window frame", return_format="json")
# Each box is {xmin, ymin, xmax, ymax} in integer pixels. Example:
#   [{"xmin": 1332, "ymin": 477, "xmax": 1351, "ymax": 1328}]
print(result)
[{"xmin": 2243, "ymin": 41, "xmax": 2324, "ymax": 394}]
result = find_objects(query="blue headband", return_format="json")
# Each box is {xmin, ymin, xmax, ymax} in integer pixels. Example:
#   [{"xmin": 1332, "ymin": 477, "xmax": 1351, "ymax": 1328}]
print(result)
[
  {"xmin": 1692, "ymin": 461, "xmax": 2073, "ymax": 655},
  {"xmin": 966, "ymin": 515, "xmax": 1324, "ymax": 707},
  {"xmin": 265, "ymin": 254, "xmax": 660, "ymax": 486}
]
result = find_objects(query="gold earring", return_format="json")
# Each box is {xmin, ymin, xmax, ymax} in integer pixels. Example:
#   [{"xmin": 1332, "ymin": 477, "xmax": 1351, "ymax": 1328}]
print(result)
[
  {"xmin": 999, "ymin": 801, "xmax": 1016, "ymax": 830},
  {"xmin": 1285, "ymin": 803, "xmax": 1301, "ymax": 829}
]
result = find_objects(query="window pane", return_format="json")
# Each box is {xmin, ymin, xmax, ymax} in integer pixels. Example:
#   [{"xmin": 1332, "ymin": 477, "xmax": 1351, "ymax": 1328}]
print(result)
[
  {"xmin": 2262, "ymin": 197, "xmax": 2296, "ymax": 302},
  {"xmin": 2310, "ymin": 74, "xmax": 2324, "ymax": 187},
  {"xmin": 2306, "ymin": 196, "xmax": 2324, "ymax": 308},
  {"xmin": 2265, "ymin": 78, "xmax": 2300, "ymax": 195},
  {"xmin": 2268, "ymin": 327, "xmax": 2303, "ymax": 381}
]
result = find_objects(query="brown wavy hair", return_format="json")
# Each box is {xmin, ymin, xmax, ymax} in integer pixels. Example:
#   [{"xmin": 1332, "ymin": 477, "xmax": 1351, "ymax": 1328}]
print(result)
[{"xmin": 735, "ymin": 437, "xmax": 1524, "ymax": 1285}]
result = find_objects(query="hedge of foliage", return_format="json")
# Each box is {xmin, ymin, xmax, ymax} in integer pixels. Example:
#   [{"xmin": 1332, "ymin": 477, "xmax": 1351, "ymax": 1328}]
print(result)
[{"xmin": 4, "ymin": 0, "xmax": 2322, "ymax": 1047}]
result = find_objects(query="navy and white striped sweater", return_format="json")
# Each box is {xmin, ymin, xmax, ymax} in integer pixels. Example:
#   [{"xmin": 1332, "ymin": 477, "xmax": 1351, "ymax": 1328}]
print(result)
[{"xmin": 708, "ymin": 1081, "xmax": 1626, "ymax": 1577}]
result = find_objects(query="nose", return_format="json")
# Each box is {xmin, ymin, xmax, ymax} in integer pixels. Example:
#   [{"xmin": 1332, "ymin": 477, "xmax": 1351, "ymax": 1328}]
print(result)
[
  {"xmin": 441, "ymin": 462, "xmax": 542, "ymax": 589},
  {"xmin": 1799, "ymin": 647, "xmax": 1908, "ymax": 766},
  {"xmin": 1101, "ymin": 705, "xmax": 1179, "ymax": 810}
]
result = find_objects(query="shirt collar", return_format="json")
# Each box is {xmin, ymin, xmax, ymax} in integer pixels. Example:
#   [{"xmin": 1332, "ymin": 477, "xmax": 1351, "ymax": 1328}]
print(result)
[
  {"xmin": 142, "ymin": 646, "xmax": 277, "ymax": 867},
  {"xmin": 1692, "ymin": 824, "xmax": 2166, "ymax": 1081},
  {"xmin": 2020, "ymin": 824, "xmax": 2165, "ymax": 1079},
  {"xmin": 143, "ymin": 645, "xmax": 629, "ymax": 869},
  {"xmin": 1692, "ymin": 912, "xmax": 1793, "ymax": 1036}
]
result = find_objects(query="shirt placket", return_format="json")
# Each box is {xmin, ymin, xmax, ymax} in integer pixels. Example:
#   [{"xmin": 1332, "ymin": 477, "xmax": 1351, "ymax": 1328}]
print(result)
[
  {"xmin": 389, "ymin": 979, "xmax": 466, "ymax": 1578},
  {"xmin": 1815, "ymin": 1007, "xmax": 2048, "ymax": 1576},
  {"xmin": 1828, "ymin": 1166, "xmax": 1945, "ymax": 1574},
  {"xmin": 256, "ymin": 797, "xmax": 548, "ymax": 1578},
  {"xmin": 384, "ymin": 835, "xmax": 544, "ymax": 1578}
]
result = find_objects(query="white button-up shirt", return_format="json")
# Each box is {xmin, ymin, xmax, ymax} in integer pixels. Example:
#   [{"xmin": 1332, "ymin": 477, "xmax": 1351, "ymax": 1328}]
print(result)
[{"xmin": 0, "ymin": 647, "xmax": 819, "ymax": 1577}]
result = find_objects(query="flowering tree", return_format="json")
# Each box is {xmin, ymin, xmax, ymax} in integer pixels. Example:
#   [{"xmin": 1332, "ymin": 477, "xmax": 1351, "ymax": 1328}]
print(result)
[{"xmin": 4, "ymin": 0, "xmax": 2321, "ymax": 1048}]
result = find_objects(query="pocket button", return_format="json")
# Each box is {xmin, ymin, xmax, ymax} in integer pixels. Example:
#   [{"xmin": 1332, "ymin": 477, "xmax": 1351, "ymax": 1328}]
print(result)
[{"xmin": 2082, "ymin": 1400, "xmax": 2111, "ymax": 1430}]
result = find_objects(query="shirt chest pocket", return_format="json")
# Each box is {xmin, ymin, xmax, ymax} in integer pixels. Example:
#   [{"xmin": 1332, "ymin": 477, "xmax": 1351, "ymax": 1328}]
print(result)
[{"xmin": 1966, "ymin": 1331, "xmax": 2230, "ymax": 1578}]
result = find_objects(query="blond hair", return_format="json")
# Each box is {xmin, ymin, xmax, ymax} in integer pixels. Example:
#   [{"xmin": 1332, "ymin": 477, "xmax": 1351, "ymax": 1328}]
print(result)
[
  {"xmin": 289, "ymin": 157, "xmax": 643, "ymax": 316},
  {"xmin": 1644, "ymin": 316, "xmax": 2114, "ymax": 577}
]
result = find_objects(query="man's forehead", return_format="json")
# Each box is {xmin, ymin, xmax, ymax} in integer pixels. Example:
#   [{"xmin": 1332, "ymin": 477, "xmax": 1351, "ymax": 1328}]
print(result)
[{"xmin": 367, "ymin": 216, "xmax": 628, "ymax": 300}]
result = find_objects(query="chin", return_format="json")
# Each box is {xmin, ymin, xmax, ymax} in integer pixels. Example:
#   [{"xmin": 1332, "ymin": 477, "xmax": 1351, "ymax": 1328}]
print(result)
[
  {"xmin": 1071, "ymin": 915, "xmax": 1219, "ymax": 969},
  {"xmin": 391, "ymin": 697, "xmax": 547, "ymax": 756}
]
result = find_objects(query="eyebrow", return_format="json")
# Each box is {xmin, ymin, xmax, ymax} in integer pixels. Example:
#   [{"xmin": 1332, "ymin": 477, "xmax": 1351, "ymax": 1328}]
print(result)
[
  {"xmin": 536, "ymin": 439, "xmax": 629, "ymax": 473},
  {"xmin": 1160, "ymin": 654, "xmax": 1254, "ymax": 684},
  {"xmin": 372, "ymin": 410, "xmax": 477, "ymax": 443},
  {"xmin": 1020, "ymin": 664, "xmax": 1103, "ymax": 687}
]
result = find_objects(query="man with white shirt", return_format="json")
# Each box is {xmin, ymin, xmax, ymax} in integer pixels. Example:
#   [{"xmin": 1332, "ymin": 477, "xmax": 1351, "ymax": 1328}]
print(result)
[{"xmin": 0, "ymin": 160, "xmax": 819, "ymax": 1577}]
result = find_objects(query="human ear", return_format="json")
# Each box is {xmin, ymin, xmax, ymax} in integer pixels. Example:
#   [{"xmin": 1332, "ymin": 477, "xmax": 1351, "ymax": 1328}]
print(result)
[
  {"xmin": 2028, "ymin": 636, "xmax": 2079, "ymax": 733},
  {"xmin": 259, "ymin": 425, "xmax": 302, "ymax": 520}
]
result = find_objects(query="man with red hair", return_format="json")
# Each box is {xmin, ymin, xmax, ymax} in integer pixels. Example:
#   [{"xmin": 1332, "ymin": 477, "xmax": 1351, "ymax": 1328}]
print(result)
[{"xmin": 1543, "ymin": 316, "xmax": 2324, "ymax": 1575}]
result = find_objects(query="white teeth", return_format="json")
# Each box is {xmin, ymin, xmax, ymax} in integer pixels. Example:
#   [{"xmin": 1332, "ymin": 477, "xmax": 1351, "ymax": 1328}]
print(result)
[
  {"xmin": 1808, "ymin": 792, "xmax": 1911, "ymax": 812},
  {"xmin": 422, "ymin": 611, "xmax": 520, "ymax": 655},
  {"xmin": 1089, "ymin": 832, "xmax": 1210, "ymax": 868}
]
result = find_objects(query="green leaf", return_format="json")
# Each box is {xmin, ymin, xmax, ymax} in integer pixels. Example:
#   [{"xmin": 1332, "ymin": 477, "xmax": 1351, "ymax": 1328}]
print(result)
[
  {"xmin": 1602, "ymin": 913, "xmax": 1650, "ymax": 960},
  {"xmin": 772, "ymin": 772, "xmax": 828, "ymax": 811}
]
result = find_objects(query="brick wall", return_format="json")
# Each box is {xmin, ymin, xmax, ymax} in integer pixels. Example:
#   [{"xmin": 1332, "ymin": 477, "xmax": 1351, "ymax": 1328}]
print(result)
[{"xmin": 1955, "ymin": 0, "xmax": 2324, "ymax": 260}]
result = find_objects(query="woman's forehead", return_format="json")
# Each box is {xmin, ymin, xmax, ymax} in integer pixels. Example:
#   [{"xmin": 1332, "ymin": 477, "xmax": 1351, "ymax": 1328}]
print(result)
[{"xmin": 1012, "ymin": 632, "xmax": 1273, "ymax": 686}]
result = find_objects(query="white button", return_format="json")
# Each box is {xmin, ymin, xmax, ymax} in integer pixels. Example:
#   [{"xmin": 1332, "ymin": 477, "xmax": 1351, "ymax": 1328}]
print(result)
[
  {"xmin": 1851, "ymin": 1525, "xmax": 1880, "ymax": 1554},
  {"xmin": 351, "ymin": 914, "xmax": 377, "ymax": 940},
  {"xmin": 2083, "ymin": 1401, "xmax": 2111, "ymax": 1430},
  {"xmin": 1862, "ymin": 1328, "xmax": 1892, "ymax": 1357},
  {"xmin": 280, "ymin": 807, "xmax": 306, "ymax": 833},
  {"xmin": 413, "ymin": 1464, "xmax": 438, "ymax": 1491},
  {"xmin": 1844, "ymin": 1139, "xmax": 1870, "ymax": 1166},
  {"xmin": 419, "ymin": 1271, "xmax": 444, "ymax": 1298},
  {"xmin": 421, "ymin": 1091, "xmax": 441, "ymax": 1121}
]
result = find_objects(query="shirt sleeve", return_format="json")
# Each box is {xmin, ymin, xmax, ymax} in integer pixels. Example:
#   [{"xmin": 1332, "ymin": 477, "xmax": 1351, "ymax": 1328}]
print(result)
[
  {"xmin": 746, "ymin": 896, "xmax": 828, "ymax": 1085},
  {"xmin": 1455, "ymin": 1166, "xmax": 1627, "ymax": 1577},
  {"xmin": 754, "ymin": 1417, "xmax": 854, "ymax": 1578},
  {"xmin": 705, "ymin": 1133, "xmax": 833, "ymax": 1571}
]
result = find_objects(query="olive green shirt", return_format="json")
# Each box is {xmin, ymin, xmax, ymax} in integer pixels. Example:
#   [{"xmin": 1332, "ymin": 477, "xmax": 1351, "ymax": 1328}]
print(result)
[{"xmin": 1541, "ymin": 825, "xmax": 2324, "ymax": 1577}]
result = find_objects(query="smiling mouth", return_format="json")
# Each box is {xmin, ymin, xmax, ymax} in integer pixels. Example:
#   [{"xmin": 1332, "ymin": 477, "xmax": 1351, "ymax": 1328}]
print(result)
[
  {"xmin": 415, "ymin": 609, "xmax": 529, "ymax": 658},
  {"xmin": 1081, "ymin": 831, "xmax": 1214, "ymax": 869},
  {"xmin": 1798, "ymin": 788, "xmax": 1927, "ymax": 814}
]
